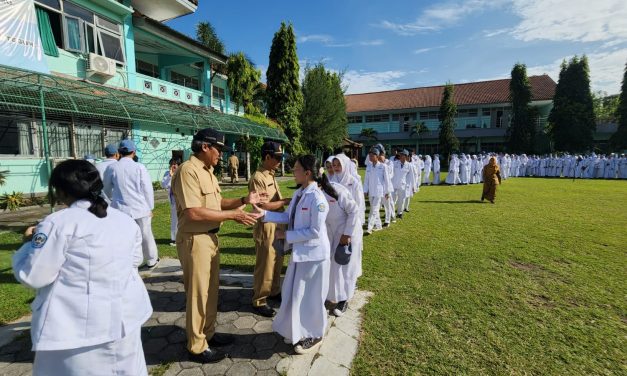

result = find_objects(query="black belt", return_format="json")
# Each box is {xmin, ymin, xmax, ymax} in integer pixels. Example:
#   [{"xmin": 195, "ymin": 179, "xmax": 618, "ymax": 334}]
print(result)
[{"xmin": 208, "ymin": 228, "xmax": 219, "ymax": 234}]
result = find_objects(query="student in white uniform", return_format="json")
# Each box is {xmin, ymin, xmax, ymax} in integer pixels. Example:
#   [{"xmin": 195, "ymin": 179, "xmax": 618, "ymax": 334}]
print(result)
[
  {"xmin": 376, "ymin": 145, "xmax": 396, "ymax": 226},
  {"xmin": 103, "ymin": 139, "xmax": 159, "ymax": 269},
  {"xmin": 254, "ymin": 155, "xmax": 331, "ymax": 355},
  {"xmin": 422, "ymin": 155, "xmax": 432, "ymax": 185},
  {"xmin": 161, "ymin": 158, "xmax": 180, "ymax": 247},
  {"xmin": 13, "ymin": 159, "xmax": 152, "ymax": 376},
  {"xmin": 95, "ymin": 144, "xmax": 119, "ymax": 180},
  {"xmin": 433, "ymin": 154, "xmax": 441, "ymax": 185},
  {"xmin": 324, "ymin": 180, "xmax": 360, "ymax": 317},
  {"xmin": 392, "ymin": 150, "xmax": 415, "ymax": 218},
  {"xmin": 363, "ymin": 147, "xmax": 391, "ymax": 234}
]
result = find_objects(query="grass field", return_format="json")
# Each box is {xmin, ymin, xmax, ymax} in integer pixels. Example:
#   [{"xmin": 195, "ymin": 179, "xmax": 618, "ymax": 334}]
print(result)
[{"xmin": 1, "ymin": 174, "xmax": 625, "ymax": 375}]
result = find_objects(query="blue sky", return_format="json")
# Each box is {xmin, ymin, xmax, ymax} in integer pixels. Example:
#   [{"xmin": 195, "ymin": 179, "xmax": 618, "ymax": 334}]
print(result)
[{"xmin": 167, "ymin": 0, "xmax": 627, "ymax": 95}]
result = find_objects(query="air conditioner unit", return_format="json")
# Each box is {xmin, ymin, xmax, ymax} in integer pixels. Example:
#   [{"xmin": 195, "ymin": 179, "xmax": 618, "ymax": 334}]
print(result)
[{"xmin": 87, "ymin": 53, "xmax": 116, "ymax": 79}]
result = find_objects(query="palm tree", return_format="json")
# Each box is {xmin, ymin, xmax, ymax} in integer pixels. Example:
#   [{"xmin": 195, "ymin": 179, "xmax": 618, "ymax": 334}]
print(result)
[
  {"xmin": 410, "ymin": 121, "xmax": 429, "ymax": 153},
  {"xmin": 359, "ymin": 128, "xmax": 378, "ymax": 142},
  {"xmin": 196, "ymin": 21, "xmax": 227, "ymax": 74},
  {"xmin": 0, "ymin": 170, "xmax": 7, "ymax": 186}
]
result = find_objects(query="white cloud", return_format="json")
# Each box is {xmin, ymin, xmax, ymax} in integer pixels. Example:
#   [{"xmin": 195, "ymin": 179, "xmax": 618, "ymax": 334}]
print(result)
[
  {"xmin": 509, "ymin": 0, "xmax": 627, "ymax": 43},
  {"xmin": 414, "ymin": 45, "xmax": 446, "ymax": 54},
  {"xmin": 376, "ymin": 0, "xmax": 507, "ymax": 35},
  {"xmin": 342, "ymin": 70, "xmax": 408, "ymax": 94},
  {"xmin": 526, "ymin": 48, "xmax": 627, "ymax": 94},
  {"xmin": 298, "ymin": 34, "xmax": 334, "ymax": 44}
]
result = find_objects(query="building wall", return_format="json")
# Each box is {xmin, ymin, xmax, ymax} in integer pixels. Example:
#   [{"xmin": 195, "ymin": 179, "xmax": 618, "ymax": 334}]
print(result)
[{"xmin": 0, "ymin": 158, "xmax": 48, "ymax": 195}]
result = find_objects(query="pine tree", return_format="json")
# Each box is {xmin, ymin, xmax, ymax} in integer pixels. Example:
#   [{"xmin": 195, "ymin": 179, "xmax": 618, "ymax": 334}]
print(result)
[
  {"xmin": 610, "ymin": 61, "xmax": 627, "ymax": 150},
  {"xmin": 548, "ymin": 56, "xmax": 596, "ymax": 152},
  {"xmin": 195, "ymin": 21, "xmax": 225, "ymax": 55},
  {"xmin": 508, "ymin": 63, "xmax": 535, "ymax": 153},
  {"xmin": 266, "ymin": 22, "xmax": 304, "ymax": 154},
  {"xmin": 300, "ymin": 64, "xmax": 347, "ymax": 153},
  {"xmin": 438, "ymin": 83, "xmax": 459, "ymax": 163}
]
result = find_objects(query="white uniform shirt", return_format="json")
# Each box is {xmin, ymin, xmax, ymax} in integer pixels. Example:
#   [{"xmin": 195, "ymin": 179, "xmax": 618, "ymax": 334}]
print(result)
[
  {"xmin": 324, "ymin": 183, "xmax": 359, "ymax": 238},
  {"xmin": 12, "ymin": 200, "xmax": 152, "ymax": 351},
  {"xmin": 363, "ymin": 162, "xmax": 392, "ymax": 197},
  {"xmin": 392, "ymin": 160, "xmax": 415, "ymax": 194},
  {"xmin": 95, "ymin": 158, "xmax": 117, "ymax": 180},
  {"xmin": 103, "ymin": 157, "xmax": 154, "ymax": 219},
  {"xmin": 264, "ymin": 183, "xmax": 330, "ymax": 263}
]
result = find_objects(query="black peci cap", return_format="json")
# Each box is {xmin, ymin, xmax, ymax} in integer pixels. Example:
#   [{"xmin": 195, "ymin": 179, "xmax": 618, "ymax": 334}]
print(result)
[
  {"xmin": 261, "ymin": 141, "xmax": 284, "ymax": 156},
  {"xmin": 193, "ymin": 128, "xmax": 231, "ymax": 151}
]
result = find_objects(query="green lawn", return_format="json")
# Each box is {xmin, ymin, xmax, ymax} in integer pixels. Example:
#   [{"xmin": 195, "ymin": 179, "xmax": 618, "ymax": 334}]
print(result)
[{"xmin": 1, "ymin": 175, "xmax": 625, "ymax": 375}]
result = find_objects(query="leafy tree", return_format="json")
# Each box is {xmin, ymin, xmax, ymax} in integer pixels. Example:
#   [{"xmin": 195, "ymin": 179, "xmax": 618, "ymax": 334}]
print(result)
[
  {"xmin": 610, "ymin": 61, "xmax": 627, "ymax": 150},
  {"xmin": 195, "ymin": 21, "xmax": 225, "ymax": 55},
  {"xmin": 548, "ymin": 56, "xmax": 596, "ymax": 152},
  {"xmin": 300, "ymin": 64, "xmax": 347, "ymax": 153},
  {"xmin": 410, "ymin": 121, "xmax": 429, "ymax": 153},
  {"xmin": 227, "ymin": 52, "xmax": 262, "ymax": 115},
  {"xmin": 438, "ymin": 83, "xmax": 459, "ymax": 161},
  {"xmin": 266, "ymin": 22, "xmax": 304, "ymax": 154},
  {"xmin": 359, "ymin": 128, "xmax": 378, "ymax": 142},
  {"xmin": 507, "ymin": 63, "xmax": 535, "ymax": 153}
]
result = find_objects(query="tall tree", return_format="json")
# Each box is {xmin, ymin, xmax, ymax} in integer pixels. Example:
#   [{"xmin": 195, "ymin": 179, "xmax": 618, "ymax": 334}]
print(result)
[
  {"xmin": 610, "ymin": 61, "xmax": 627, "ymax": 150},
  {"xmin": 300, "ymin": 64, "xmax": 347, "ymax": 153},
  {"xmin": 227, "ymin": 52, "xmax": 262, "ymax": 115},
  {"xmin": 266, "ymin": 22, "xmax": 304, "ymax": 154},
  {"xmin": 359, "ymin": 128, "xmax": 378, "ymax": 142},
  {"xmin": 548, "ymin": 56, "xmax": 596, "ymax": 152},
  {"xmin": 438, "ymin": 83, "xmax": 459, "ymax": 162},
  {"xmin": 507, "ymin": 63, "xmax": 535, "ymax": 153},
  {"xmin": 195, "ymin": 21, "xmax": 225, "ymax": 55}
]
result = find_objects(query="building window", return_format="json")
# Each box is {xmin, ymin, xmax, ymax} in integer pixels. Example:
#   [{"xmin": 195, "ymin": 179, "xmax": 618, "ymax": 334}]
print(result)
[
  {"xmin": 457, "ymin": 108, "xmax": 478, "ymax": 117},
  {"xmin": 212, "ymin": 85, "xmax": 226, "ymax": 100},
  {"xmin": 0, "ymin": 118, "xmax": 37, "ymax": 156},
  {"xmin": 391, "ymin": 112, "xmax": 417, "ymax": 121},
  {"xmin": 74, "ymin": 124, "xmax": 102, "ymax": 158},
  {"xmin": 35, "ymin": 1, "xmax": 125, "ymax": 63},
  {"xmin": 420, "ymin": 111, "xmax": 439, "ymax": 120},
  {"xmin": 136, "ymin": 60, "xmax": 159, "ymax": 78},
  {"xmin": 347, "ymin": 115, "xmax": 362, "ymax": 123},
  {"xmin": 171, "ymin": 71, "xmax": 200, "ymax": 90},
  {"xmin": 365, "ymin": 114, "xmax": 389, "ymax": 123},
  {"xmin": 482, "ymin": 108, "xmax": 491, "ymax": 117}
]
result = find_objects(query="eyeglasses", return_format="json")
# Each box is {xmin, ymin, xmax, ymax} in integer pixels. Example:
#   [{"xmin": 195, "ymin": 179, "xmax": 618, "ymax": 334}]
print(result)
[{"xmin": 210, "ymin": 143, "xmax": 224, "ymax": 153}]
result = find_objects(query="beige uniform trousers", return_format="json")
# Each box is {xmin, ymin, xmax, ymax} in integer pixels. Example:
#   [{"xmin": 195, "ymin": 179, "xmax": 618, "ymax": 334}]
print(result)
[
  {"xmin": 252, "ymin": 223, "xmax": 284, "ymax": 307},
  {"xmin": 177, "ymin": 232, "xmax": 220, "ymax": 354}
]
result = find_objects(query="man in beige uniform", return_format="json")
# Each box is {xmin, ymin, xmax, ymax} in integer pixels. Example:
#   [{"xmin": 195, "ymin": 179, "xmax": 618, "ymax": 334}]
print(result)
[
  {"xmin": 172, "ymin": 128, "xmax": 264, "ymax": 363},
  {"xmin": 249, "ymin": 141, "xmax": 290, "ymax": 317},
  {"xmin": 228, "ymin": 153, "xmax": 239, "ymax": 183}
]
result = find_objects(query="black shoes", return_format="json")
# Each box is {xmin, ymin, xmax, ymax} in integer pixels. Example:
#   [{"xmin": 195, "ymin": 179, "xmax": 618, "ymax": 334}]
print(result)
[
  {"xmin": 333, "ymin": 300, "xmax": 348, "ymax": 317},
  {"xmin": 139, "ymin": 258, "xmax": 160, "ymax": 271},
  {"xmin": 189, "ymin": 347, "xmax": 227, "ymax": 363},
  {"xmin": 294, "ymin": 337, "xmax": 323, "ymax": 354},
  {"xmin": 404, "ymin": 208, "xmax": 410, "ymax": 213},
  {"xmin": 398, "ymin": 213, "xmax": 403, "ymax": 219},
  {"xmin": 208, "ymin": 332, "xmax": 234, "ymax": 347},
  {"xmin": 383, "ymin": 223, "xmax": 390, "ymax": 228},
  {"xmin": 253, "ymin": 304, "xmax": 276, "ymax": 317}
]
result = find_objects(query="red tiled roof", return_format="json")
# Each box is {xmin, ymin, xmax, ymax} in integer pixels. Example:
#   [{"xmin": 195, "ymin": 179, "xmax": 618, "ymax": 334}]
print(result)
[{"xmin": 345, "ymin": 75, "xmax": 556, "ymax": 113}]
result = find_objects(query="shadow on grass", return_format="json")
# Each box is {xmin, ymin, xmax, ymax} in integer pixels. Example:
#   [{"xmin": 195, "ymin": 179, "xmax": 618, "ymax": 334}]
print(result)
[
  {"xmin": 0, "ymin": 242, "xmax": 23, "ymax": 252},
  {"xmin": 155, "ymin": 238, "xmax": 174, "ymax": 245},
  {"xmin": 418, "ymin": 200, "xmax": 485, "ymax": 204}
]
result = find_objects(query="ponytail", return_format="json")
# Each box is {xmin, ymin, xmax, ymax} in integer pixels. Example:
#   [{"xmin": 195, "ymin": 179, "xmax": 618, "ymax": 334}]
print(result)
[
  {"xmin": 296, "ymin": 154, "xmax": 338, "ymax": 200},
  {"xmin": 316, "ymin": 172, "xmax": 338, "ymax": 200},
  {"xmin": 49, "ymin": 160, "xmax": 108, "ymax": 218}
]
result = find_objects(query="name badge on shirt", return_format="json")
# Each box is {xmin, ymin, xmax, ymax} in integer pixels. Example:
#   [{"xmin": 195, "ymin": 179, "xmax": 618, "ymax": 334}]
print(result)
[{"xmin": 301, "ymin": 207, "xmax": 309, "ymax": 211}]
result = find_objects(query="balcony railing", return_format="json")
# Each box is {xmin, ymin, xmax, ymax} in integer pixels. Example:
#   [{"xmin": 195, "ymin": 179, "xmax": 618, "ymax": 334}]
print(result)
[{"xmin": 137, "ymin": 73, "xmax": 205, "ymax": 106}]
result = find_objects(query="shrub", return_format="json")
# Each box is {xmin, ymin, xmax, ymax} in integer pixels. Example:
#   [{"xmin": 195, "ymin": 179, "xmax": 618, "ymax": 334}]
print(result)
[{"xmin": 0, "ymin": 191, "xmax": 25, "ymax": 211}]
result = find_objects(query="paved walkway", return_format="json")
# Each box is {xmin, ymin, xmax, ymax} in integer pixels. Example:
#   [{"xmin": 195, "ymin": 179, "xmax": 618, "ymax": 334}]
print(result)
[{"xmin": 0, "ymin": 258, "xmax": 372, "ymax": 375}]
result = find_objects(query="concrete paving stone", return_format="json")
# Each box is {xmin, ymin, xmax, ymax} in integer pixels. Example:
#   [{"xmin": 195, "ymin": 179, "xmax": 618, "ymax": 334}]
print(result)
[
  {"xmin": 251, "ymin": 351, "xmax": 281, "ymax": 371},
  {"xmin": 308, "ymin": 355, "xmax": 349, "ymax": 376},
  {"xmin": 167, "ymin": 329, "xmax": 188, "ymax": 344},
  {"xmin": 333, "ymin": 315, "xmax": 361, "ymax": 339},
  {"xmin": 255, "ymin": 370, "xmax": 280, "ymax": 376},
  {"xmin": 216, "ymin": 311, "xmax": 239, "ymax": 325},
  {"xmin": 215, "ymin": 323, "xmax": 237, "ymax": 336},
  {"xmin": 227, "ymin": 343, "xmax": 255, "ymax": 359},
  {"xmin": 220, "ymin": 290, "xmax": 241, "ymax": 302},
  {"xmin": 148, "ymin": 325, "xmax": 176, "ymax": 338},
  {"xmin": 201, "ymin": 358, "xmax": 232, "ymax": 375},
  {"xmin": 154, "ymin": 297, "xmax": 172, "ymax": 308},
  {"xmin": 252, "ymin": 320, "xmax": 273, "ymax": 334},
  {"xmin": 179, "ymin": 360, "xmax": 200, "ymax": 369},
  {"xmin": 159, "ymin": 344, "xmax": 187, "ymax": 362},
  {"xmin": 0, "ymin": 362, "xmax": 32, "ymax": 375},
  {"xmin": 225, "ymin": 361, "xmax": 256, "ymax": 376},
  {"xmin": 233, "ymin": 316, "xmax": 256, "ymax": 330},
  {"xmin": 157, "ymin": 312, "xmax": 184, "ymax": 325},
  {"xmin": 13, "ymin": 350, "xmax": 33, "ymax": 362},
  {"xmin": 149, "ymin": 284, "xmax": 166, "ymax": 292},
  {"xmin": 174, "ymin": 317, "xmax": 187, "ymax": 329},
  {"xmin": 177, "ymin": 368, "xmax": 204, "ymax": 376},
  {"xmin": 163, "ymin": 362, "xmax": 182, "ymax": 376},
  {"xmin": 276, "ymin": 351, "xmax": 316, "ymax": 376},
  {"xmin": 318, "ymin": 328, "xmax": 358, "ymax": 368},
  {"xmin": 0, "ymin": 353, "xmax": 15, "ymax": 363},
  {"xmin": 143, "ymin": 337, "xmax": 169, "ymax": 355},
  {"xmin": 172, "ymin": 293, "xmax": 186, "ymax": 303},
  {"xmin": 166, "ymin": 300, "xmax": 186, "ymax": 312},
  {"xmin": 219, "ymin": 301, "xmax": 240, "ymax": 312},
  {"xmin": 252, "ymin": 333, "xmax": 277, "ymax": 352},
  {"xmin": 0, "ymin": 340, "xmax": 28, "ymax": 355}
]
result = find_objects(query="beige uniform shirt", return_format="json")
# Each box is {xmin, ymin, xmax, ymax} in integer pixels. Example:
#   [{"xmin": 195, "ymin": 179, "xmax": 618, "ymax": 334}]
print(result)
[
  {"xmin": 228, "ymin": 155, "xmax": 239, "ymax": 169},
  {"xmin": 172, "ymin": 155, "xmax": 222, "ymax": 233},
  {"xmin": 249, "ymin": 167, "xmax": 283, "ymax": 240}
]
